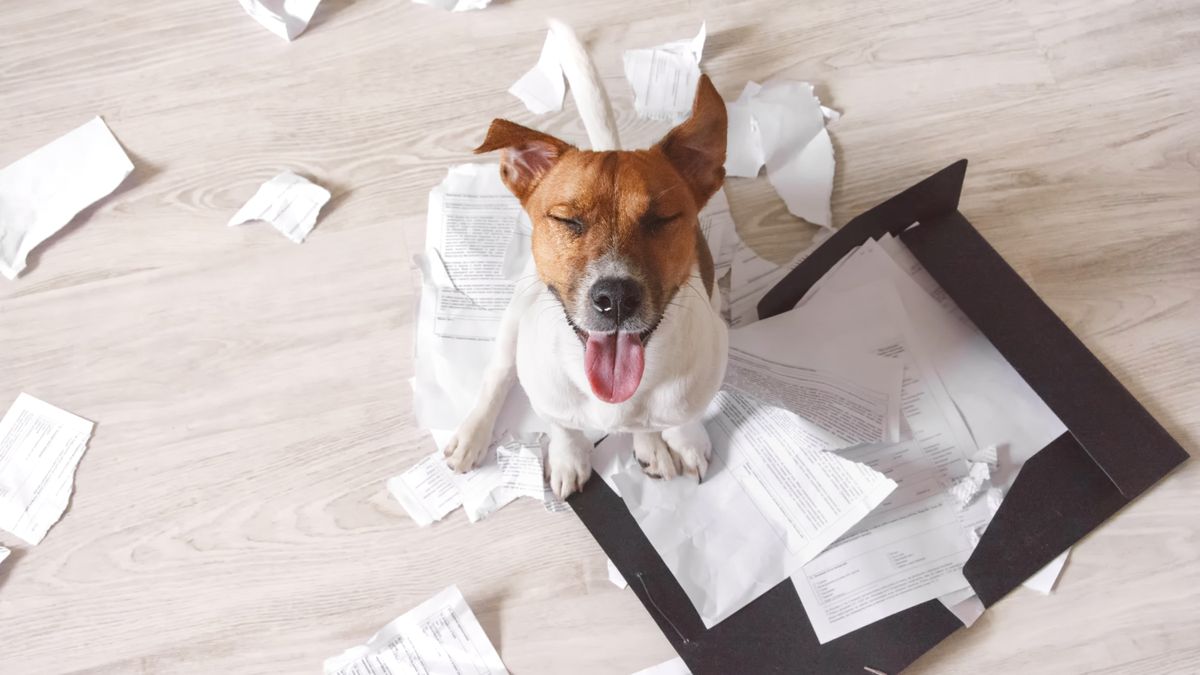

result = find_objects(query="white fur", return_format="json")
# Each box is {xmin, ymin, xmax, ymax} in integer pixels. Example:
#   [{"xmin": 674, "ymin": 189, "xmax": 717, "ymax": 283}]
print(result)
[{"xmin": 446, "ymin": 21, "xmax": 728, "ymax": 498}]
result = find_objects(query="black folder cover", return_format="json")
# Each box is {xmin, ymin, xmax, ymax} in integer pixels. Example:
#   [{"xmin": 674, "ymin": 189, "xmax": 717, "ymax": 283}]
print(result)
[{"xmin": 569, "ymin": 161, "xmax": 1189, "ymax": 674}]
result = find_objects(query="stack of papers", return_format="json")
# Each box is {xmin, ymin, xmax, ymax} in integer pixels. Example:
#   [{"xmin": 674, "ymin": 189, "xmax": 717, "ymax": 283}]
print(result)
[
  {"xmin": 0, "ymin": 394, "xmax": 95, "ymax": 545},
  {"xmin": 324, "ymin": 585, "xmax": 507, "ymax": 675}
]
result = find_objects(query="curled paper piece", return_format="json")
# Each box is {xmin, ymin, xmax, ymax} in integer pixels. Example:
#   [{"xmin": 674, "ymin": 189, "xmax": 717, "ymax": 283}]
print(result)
[
  {"xmin": 949, "ymin": 460, "xmax": 993, "ymax": 510},
  {"xmin": 412, "ymin": 0, "xmax": 492, "ymax": 11},
  {"xmin": 0, "ymin": 117, "xmax": 133, "ymax": 280},
  {"xmin": 228, "ymin": 171, "xmax": 331, "ymax": 243},
  {"xmin": 509, "ymin": 30, "xmax": 567, "ymax": 114},
  {"xmin": 622, "ymin": 23, "xmax": 707, "ymax": 122},
  {"xmin": 237, "ymin": 0, "xmax": 322, "ymax": 41},
  {"xmin": 724, "ymin": 80, "xmax": 838, "ymax": 227}
]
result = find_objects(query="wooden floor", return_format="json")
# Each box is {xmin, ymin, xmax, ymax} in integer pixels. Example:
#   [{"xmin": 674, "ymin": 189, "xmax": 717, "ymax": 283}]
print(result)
[{"xmin": 1, "ymin": 1, "xmax": 1197, "ymax": 673}]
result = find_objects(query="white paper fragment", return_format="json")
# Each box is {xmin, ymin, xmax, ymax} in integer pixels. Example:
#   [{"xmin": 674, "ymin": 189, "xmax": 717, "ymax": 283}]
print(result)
[
  {"xmin": 494, "ymin": 437, "xmax": 547, "ymax": 501},
  {"xmin": 0, "ymin": 117, "xmax": 133, "ymax": 280},
  {"xmin": 509, "ymin": 30, "xmax": 566, "ymax": 115},
  {"xmin": 238, "ymin": 0, "xmax": 322, "ymax": 41},
  {"xmin": 412, "ymin": 0, "xmax": 491, "ymax": 11},
  {"xmin": 387, "ymin": 451, "xmax": 463, "ymax": 527},
  {"xmin": 542, "ymin": 487, "xmax": 570, "ymax": 513},
  {"xmin": 623, "ymin": 23, "xmax": 706, "ymax": 122},
  {"xmin": 0, "ymin": 394, "xmax": 95, "ymax": 545},
  {"xmin": 949, "ymin": 460, "xmax": 992, "ymax": 509},
  {"xmin": 228, "ymin": 171, "xmax": 331, "ymax": 243},
  {"xmin": 1023, "ymin": 548, "xmax": 1070, "ymax": 594},
  {"xmin": 632, "ymin": 656, "xmax": 691, "ymax": 675},
  {"xmin": 607, "ymin": 558, "xmax": 629, "ymax": 590},
  {"xmin": 697, "ymin": 188, "xmax": 737, "ymax": 286},
  {"xmin": 723, "ymin": 80, "xmax": 837, "ymax": 227},
  {"xmin": 938, "ymin": 587, "xmax": 986, "ymax": 628},
  {"xmin": 0, "ymin": 546, "xmax": 9, "ymax": 568},
  {"xmin": 324, "ymin": 585, "xmax": 508, "ymax": 675}
]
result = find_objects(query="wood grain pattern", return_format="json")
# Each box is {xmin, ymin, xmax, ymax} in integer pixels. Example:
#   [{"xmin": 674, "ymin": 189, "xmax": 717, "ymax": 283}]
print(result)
[{"xmin": 0, "ymin": 1, "xmax": 1196, "ymax": 673}]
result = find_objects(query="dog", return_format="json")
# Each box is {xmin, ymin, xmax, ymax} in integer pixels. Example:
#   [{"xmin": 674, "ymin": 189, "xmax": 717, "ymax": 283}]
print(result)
[{"xmin": 444, "ymin": 22, "xmax": 729, "ymax": 499}]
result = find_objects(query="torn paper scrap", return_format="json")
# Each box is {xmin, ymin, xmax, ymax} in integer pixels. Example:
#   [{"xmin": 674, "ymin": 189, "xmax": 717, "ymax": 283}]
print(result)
[
  {"xmin": 228, "ymin": 171, "xmax": 330, "ymax": 243},
  {"xmin": 0, "ymin": 545, "xmax": 9, "ymax": 568},
  {"xmin": 727, "ymin": 80, "xmax": 835, "ymax": 226},
  {"xmin": 412, "ymin": 0, "xmax": 491, "ymax": 11},
  {"xmin": 0, "ymin": 394, "xmax": 95, "ymax": 545},
  {"xmin": 324, "ymin": 585, "xmax": 507, "ymax": 675},
  {"xmin": 0, "ymin": 117, "xmax": 133, "ymax": 280},
  {"xmin": 623, "ymin": 23, "xmax": 706, "ymax": 122},
  {"xmin": 494, "ymin": 437, "xmax": 547, "ymax": 501},
  {"xmin": 1023, "ymin": 548, "xmax": 1070, "ymax": 594},
  {"xmin": 387, "ymin": 451, "xmax": 464, "ymax": 527},
  {"xmin": 607, "ymin": 558, "xmax": 628, "ymax": 590},
  {"xmin": 938, "ymin": 587, "xmax": 986, "ymax": 628},
  {"xmin": 697, "ymin": 188, "xmax": 737, "ymax": 284},
  {"xmin": 238, "ymin": 0, "xmax": 321, "ymax": 41},
  {"xmin": 949, "ymin": 460, "xmax": 992, "ymax": 509},
  {"xmin": 509, "ymin": 29, "xmax": 566, "ymax": 115},
  {"xmin": 632, "ymin": 656, "xmax": 691, "ymax": 675}
]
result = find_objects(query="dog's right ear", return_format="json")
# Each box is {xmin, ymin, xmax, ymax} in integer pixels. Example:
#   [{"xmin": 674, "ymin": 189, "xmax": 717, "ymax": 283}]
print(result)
[{"xmin": 475, "ymin": 119, "xmax": 575, "ymax": 202}]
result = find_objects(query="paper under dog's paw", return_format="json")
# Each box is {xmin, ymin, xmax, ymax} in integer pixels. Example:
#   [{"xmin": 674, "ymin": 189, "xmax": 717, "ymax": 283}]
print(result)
[
  {"xmin": 443, "ymin": 419, "xmax": 491, "ymax": 473},
  {"xmin": 633, "ymin": 432, "xmax": 682, "ymax": 480},
  {"xmin": 547, "ymin": 434, "xmax": 592, "ymax": 499},
  {"xmin": 662, "ymin": 422, "xmax": 712, "ymax": 480}
]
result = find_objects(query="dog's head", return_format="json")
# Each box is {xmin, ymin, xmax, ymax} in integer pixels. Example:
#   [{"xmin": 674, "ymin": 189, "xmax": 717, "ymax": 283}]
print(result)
[{"xmin": 476, "ymin": 75, "xmax": 727, "ymax": 404}]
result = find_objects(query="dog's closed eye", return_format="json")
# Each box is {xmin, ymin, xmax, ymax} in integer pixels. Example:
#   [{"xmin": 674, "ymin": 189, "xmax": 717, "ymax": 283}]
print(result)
[
  {"xmin": 641, "ymin": 212, "xmax": 681, "ymax": 234},
  {"xmin": 548, "ymin": 212, "xmax": 586, "ymax": 235}
]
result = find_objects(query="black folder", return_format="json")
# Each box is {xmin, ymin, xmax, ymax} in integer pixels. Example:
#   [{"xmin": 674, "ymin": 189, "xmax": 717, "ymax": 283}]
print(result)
[{"xmin": 568, "ymin": 161, "xmax": 1190, "ymax": 674}]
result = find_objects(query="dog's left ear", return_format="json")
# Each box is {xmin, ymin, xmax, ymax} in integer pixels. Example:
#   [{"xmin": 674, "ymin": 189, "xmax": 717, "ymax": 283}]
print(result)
[
  {"xmin": 655, "ymin": 75, "xmax": 728, "ymax": 206},
  {"xmin": 475, "ymin": 119, "xmax": 575, "ymax": 202}
]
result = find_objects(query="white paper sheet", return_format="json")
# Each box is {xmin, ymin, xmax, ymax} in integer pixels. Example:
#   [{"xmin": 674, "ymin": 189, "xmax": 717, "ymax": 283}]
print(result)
[
  {"xmin": 238, "ymin": 0, "xmax": 322, "ymax": 41},
  {"xmin": 632, "ymin": 656, "xmax": 691, "ymax": 675},
  {"xmin": 1023, "ymin": 548, "xmax": 1070, "ymax": 594},
  {"xmin": 411, "ymin": 164, "xmax": 544, "ymax": 441},
  {"xmin": 0, "ymin": 117, "xmax": 133, "ymax": 280},
  {"xmin": 412, "ymin": 0, "xmax": 491, "ymax": 11},
  {"xmin": 607, "ymin": 558, "xmax": 629, "ymax": 590},
  {"xmin": 0, "ymin": 545, "xmax": 9, "ymax": 568},
  {"xmin": 596, "ymin": 386, "xmax": 896, "ymax": 628},
  {"xmin": 228, "ymin": 171, "xmax": 331, "ymax": 243},
  {"xmin": 622, "ymin": 24, "xmax": 706, "ymax": 122},
  {"xmin": 324, "ymin": 585, "xmax": 507, "ymax": 675},
  {"xmin": 727, "ymin": 227, "xmax": 833, "ymax": 328},
  {"xmin": 785, "ymin": 283, "xmax": 982, "ymax": 643},
  {"xmin": 724, "ymin": 82, "xmax": 765, "ymax": 178},
  {"xmin": 0, "ymin": 394, "xmax": 95, "ymax": 545},
  {"xmin": 509, "ymin": 30, "xmax": 566, "ymax": 115},
  {"xmin": 725, "ymin": 318, "xmax": 904, "ymax": 448}
]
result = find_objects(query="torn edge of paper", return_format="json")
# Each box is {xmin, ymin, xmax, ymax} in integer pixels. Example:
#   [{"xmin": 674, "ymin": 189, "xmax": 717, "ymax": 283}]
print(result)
[
  {"xmin": 0, "ymin": 394, "xmax": 95, "ymax": 545},
  {"xmin": 509, "ymin": 29, "xmax": 566, "ymax": 115},
  {"xmin": 238, "ymin": 0, "xmax": 322, "ymax": 41},
  {"xmin": 228, "ymin": 171, "xmax": 331, "ymax": 243},
  {"xmin": 0, "ymin": 116, "xmax": 133, "ymax": 281},
  {"xmin": 607, "ymin": 558, "xmax": 629, "ymax": 590}
]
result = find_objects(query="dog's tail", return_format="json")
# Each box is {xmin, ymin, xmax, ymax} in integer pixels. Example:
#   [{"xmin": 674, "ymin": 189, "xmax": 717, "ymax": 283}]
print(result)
[{"xmin": 548, "ymin": 19, "xmax": 621, "ymax": 151}]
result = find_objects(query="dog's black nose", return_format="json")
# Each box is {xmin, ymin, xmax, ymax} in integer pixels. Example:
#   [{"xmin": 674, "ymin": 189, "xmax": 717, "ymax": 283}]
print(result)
[{"xmin": 590, "ymin": 277, "xmax": 642, "ymax": 318}]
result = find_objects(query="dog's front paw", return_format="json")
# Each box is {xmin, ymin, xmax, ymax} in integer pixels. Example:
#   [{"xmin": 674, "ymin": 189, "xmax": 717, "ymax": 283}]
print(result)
[
  {"xmin": 443, "ymin": 416, "xmax": 491, "ymax": 473},
  {"xmin": 633, "ymin": 432, "xmax": 682, "ymax": 480},
  {"xmin": 547, "ymin": 431, "xmax": 592, "ymax": 499},
  {"xmin": 662, "ymin": 421, "xmax": 712, "ymax": 480}
]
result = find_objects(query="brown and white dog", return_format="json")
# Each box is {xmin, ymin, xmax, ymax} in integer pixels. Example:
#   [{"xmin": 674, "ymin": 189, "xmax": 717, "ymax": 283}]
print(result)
[{"xmin": 444, "ymin": 26, "xmax": 729, "ymax": 498}]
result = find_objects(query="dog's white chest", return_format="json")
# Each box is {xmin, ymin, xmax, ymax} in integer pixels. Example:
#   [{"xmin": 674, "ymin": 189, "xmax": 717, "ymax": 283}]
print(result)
[{"xmin": 516, "ymin": 274, "xmax": 728, "ymax": 433}]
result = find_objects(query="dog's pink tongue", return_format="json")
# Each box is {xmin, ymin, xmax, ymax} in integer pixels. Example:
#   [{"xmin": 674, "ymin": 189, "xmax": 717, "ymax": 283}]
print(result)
[{"xmin": 584, "ymin": 332, "xmax": 645, "ymax": 404}]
